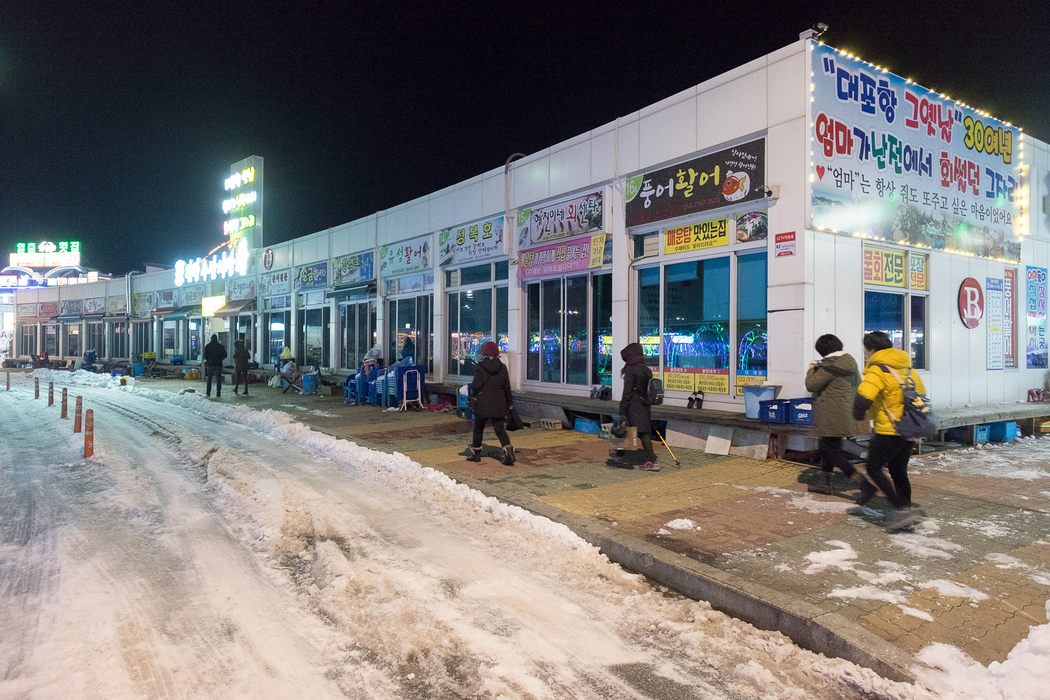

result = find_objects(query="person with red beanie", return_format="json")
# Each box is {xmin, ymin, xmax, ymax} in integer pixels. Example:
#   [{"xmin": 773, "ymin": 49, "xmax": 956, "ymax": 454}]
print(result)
[{"xmin": 466, "ymin": 340, "xmax": 515, "ymax": 465}]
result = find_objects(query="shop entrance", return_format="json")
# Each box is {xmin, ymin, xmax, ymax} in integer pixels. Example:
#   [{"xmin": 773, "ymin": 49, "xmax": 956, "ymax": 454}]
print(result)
[{"xmin": 526, "ymin": 273, "xmax": 611, "ymax": 387}]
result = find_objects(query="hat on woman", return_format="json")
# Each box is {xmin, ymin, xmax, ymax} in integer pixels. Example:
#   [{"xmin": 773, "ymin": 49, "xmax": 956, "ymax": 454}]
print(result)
[{"xmin": 480, "ymin": 341, "xmax": 500, "ymax": 358}]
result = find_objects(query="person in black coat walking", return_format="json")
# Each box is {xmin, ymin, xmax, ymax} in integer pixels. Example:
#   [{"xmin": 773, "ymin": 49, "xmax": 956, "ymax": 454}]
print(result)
[
  {"xmin": 232, "ymin": 338, "xmax": 251, "ymax": 395},
  {"xmin": 466, "ymin": 341, "xmax": 515, "ymax": 465},
  {"xmin": 612, "ymin": 342, "xmax": 659, "ymax": 471},
  {"xmin": 203, "ymin": 334, "xmax": 227, "ymax": 398}
]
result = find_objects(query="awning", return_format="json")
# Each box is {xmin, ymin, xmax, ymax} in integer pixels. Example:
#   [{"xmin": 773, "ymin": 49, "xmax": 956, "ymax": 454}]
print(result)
[
  {"xmin": 17, "ymin": 317, "xmax": 55, "ymax": 324},
  {"xmin": 152, "ymin": 306, "xmax": 178, "ymax": 318},
  {"xmin": 83, "ymin": 314, "xmax": 105, "ymax": 322},
  {"xmin": 164, "ymin": 304, "xmax": 202, "ymax": 321},
  {"xmin": 102, "ymin": 315, "xmax": 128, "ymax": 323},
  {"xmin": 55, "ymin": 314, "xmax": 81, "ymax": 323},
  {"xmin": 326, "ymin": 283, "xmax": 375, "ymax": 301},
  {"xmin": 212, "ymin": 298, "xmax": 257, "ymax": 318}
]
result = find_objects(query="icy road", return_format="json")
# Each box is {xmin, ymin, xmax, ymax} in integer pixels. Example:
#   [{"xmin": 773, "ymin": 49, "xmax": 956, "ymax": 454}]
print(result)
[{"xmin": 0, "ymin": 372, "xmax": 1033, "ymax": 698}]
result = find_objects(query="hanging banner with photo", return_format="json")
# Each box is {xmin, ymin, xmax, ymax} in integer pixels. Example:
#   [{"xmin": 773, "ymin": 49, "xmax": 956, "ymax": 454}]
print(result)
[
  {"xmin": 517, "ymin": 234, "xmax": 607, "ymax": 279},
  {"xmin": 810, "ymin": 42, "xmax": 1020, "ymax": 262},
  {"xmin": 986, "ymin": 277, "xmax": 1004, "ymax": 370},
  {"xmin": 516, "ymin": 191, "xmax": 604, "ymax": 250},
  {"xmin": 625, "ymin": 139, "xmax": 766, "ymax": 228},
  {"xmin": 294, "ymin": 262, "xmax": 329, "ymax": 291},
  {"xmin": 1026, "ymin": 266, "xmax": 1047, "ymax": 369},
  {"xmin": 439, "ymin": 215, "xmax": 504, "ymax": 266},
  {"xmin": 379, "ymin": 235, "xmax": 431, "ymax": 276}
]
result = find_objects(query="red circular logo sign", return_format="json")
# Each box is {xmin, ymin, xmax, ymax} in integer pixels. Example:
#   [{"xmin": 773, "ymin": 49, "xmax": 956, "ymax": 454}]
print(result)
[
  {"xmin": 958, "ymin": 277, "xmax": 984, "ymax": 329},
  {"xmin": 262, "ymin": 248, "xmax": 274, "ymax": 271}
]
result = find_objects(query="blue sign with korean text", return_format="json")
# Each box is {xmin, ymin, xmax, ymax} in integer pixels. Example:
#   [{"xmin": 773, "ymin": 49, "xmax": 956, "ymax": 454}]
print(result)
[{"xmin": 294, "ymin": 262, "xmax": 329, "ymax": 291}]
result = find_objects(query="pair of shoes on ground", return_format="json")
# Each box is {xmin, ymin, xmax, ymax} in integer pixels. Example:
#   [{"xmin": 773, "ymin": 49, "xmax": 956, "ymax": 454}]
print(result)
[
  {"xmin": 686, "ymin": 391, "xmax": 705, "ymax": 409},
  {"xmin": 233, "ymin": 389, "xmax": 248, "ymax": 395},
  {"xmin": 466, "ymin": 445, "xmax": 515, "ymax": 466}
]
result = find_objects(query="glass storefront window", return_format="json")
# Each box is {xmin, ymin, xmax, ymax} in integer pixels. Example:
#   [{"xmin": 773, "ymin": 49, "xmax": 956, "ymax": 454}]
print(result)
[
  {"xmin": 910, "ymin": 295, "xmax": 927, "ymax": 369},
  {"xmin": 541, "ymin": 279, "xmax": 562, "ymax": 383},
  {"xmin": 45, "ymin": 324, "xmax": 58, "ymax": 356},
  {"xmin": 592, "ymin": 273, "xmax": 612, "ymax": 385},
  {"xmin": 496, "ymin": 286, "xmax": 508, "ymax": 354},
  {"xmin": 188, "ymin": 319, "xmax": 204, "ymax": 361},
  {"xmin": 85, "ymin": 322, "xmax": 105, "ymax": 358},
  {"xmin": 19, "ymin": 325, "xmax": 36, "ymax": 356},
  {"xmin": 386, "ymin": 295, "xmax": 432, "ymax": 372},
  {"xmin": 736, "ymin": 252, "xmax": 768, "ymax": 392},
  {"xmin": 526, "ymin": 274, "xmax": 605, "ymax": 386},
  {"xmin": 65, "ymin": 324, "xmax": 80, "ymax": 357},
  {"xmin": 864, "ymin": 291, "xmax": 905, "ymax": 348},
  {"xmin": 564, "ymin": 276, "xmax": 588, "ymax": 385},
  {"xmin": 663, "ymin": 258, "xmax": 730, "ymax": 394},
  {"xmin": 340, "ymin": 301, "xmax": 376, "ymax": 370},
  {"xmin": 637, "ymin": 267, "xmax": 661, "ymax": 370},
  {"xmin": 111, "ymin": 322, "xmax": 129, "ymax": 359},
  {"xmin": 299, "ymin": 307, "xmax": 330, "ymax": 368},
  {"xmin": 264, "ymin": 312, "xmax": 289, "ymax": 366},
  {"xmin": 131, "ymin": 322, "xmax": 150, "ymax": 359},
  {"xmin": 526, "ymin": 284, "xmax": 540, "ymax": 381},
  {"xmin": 448, "ymin": 287, "xmax": 493, "ymax": 376},
  {"xmin": 162, "ymin": 321, "xmax": 177, "ymax": 355}
]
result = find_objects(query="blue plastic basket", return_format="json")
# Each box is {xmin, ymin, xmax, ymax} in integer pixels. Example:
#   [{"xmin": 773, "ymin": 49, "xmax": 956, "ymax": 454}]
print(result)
[
  {"xmin": 974, "ymin": 424, "xmax": 990, "ymax": 443},
  {"xmin": 759, "ymin": 399, "xmax": 790, "ymax": 423},
  {"xmin": 788, "ymin": 397, "xmax": 813, "ymax": 424},
  {"xmin": 989, "ymin": 421, "xmax": 1018, "ymax": 442},
  {"xmin": 574, "ymin": 418, "xmax": 600, "ymax": 434}
]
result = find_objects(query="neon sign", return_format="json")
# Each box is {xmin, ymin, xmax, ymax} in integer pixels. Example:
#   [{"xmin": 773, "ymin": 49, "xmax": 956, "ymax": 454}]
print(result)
[
  {"xmin": 222, "ymin": 190, "xmax": 257, "ymax": 213},
  {"xmin": 174, "ymin": 238, "xmax": 249, "ymax": 287},
  {"xmin": 223, "ymin": 215, "xmax": 256, "ymax": 236},
  {"xmin": 224, "ymin": 167, "xmax": 255, "ymax": 191},
  {"xmin": 10, "ymin": 240, "xmax": 82, "ymax": 268}
]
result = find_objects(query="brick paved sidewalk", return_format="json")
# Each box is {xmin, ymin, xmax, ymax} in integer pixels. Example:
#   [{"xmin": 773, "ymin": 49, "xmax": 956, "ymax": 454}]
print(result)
[{"xmin": 140, "ymin": 377, "xmax": 1050, "ymax": 672}]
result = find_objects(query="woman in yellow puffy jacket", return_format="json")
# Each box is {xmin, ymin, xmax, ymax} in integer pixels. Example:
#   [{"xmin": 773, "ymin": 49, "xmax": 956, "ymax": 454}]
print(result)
[{"xmin": 852, "ymin": 331, "xmax": 925, "ymax": 532}]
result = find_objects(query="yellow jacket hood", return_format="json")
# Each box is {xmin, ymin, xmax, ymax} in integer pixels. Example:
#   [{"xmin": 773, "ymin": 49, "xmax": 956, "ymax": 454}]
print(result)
[{"xmin": 854, "ymin": 348, "xmax": 926, "ymax": 435}]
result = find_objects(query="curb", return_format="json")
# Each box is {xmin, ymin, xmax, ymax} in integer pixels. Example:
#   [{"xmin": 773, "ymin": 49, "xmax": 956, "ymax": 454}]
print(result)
[{"xmin": 460, "ymin": 476, "xmax": 920, "ymax": 684}]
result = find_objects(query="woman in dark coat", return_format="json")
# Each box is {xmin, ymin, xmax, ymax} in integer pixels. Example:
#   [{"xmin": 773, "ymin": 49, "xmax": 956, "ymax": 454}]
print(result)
[
  {"xmin": 232, "ymin": 339, "xmax": 251, "ymax": 395},
  {"xmin": 466, "ymin": 341, "xmax": 515, "ymax": 465},
  {"xmin": 612, "ymin": 342, "xmax": 659, "ymax": 471}
]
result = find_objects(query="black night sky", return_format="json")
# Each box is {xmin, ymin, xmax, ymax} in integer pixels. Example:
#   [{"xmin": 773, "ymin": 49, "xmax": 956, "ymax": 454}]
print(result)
[{"xmin": 1, "ymin": 1, "xmax": 1048, "ymax": 276}]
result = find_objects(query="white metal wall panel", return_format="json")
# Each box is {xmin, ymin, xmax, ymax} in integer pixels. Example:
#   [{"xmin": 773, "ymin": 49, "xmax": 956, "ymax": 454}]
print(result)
[
  {"xmin": 767, "ymin": 49, "xmax": 807, "ymax": 128},
  {"xmin": 549, "ymin": 137, "xmax": 594, "ymax": 197},
  {"xmin": 589, "ymin": 123, "xmax": 617, "ymax": 184},
  {"xmin": 639, "ymin": 92, "xmax": 698, "ymax": 168},
  {"xmin": 697, "ymin": 72, "xmax": 767, "ymax": 153}
]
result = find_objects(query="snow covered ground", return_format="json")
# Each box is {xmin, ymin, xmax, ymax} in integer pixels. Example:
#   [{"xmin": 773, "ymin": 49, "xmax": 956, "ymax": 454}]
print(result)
[{"xmin": 1, "ymin": 369, "xmax": 1047, "ymax": 699}]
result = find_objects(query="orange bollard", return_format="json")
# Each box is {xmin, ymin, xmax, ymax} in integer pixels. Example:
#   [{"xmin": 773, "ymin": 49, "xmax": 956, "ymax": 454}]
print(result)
[
  {"xmin": 35, "ymin": 377, "xmax": 39, "ymax": 399},
  {"xmin": 48, "ymin": 382, "xmax": 54, "ymax": 406},
  {"xmin": 61, "ymin": 388, "xmax": 68, "ymax": 418},
  {"xmin": 84, "ymin": 409, "xmax": 94, "ymax": 458},
  {"xmin": 74, "ymin": 396, "xmax": 83, "ymax": 433}
]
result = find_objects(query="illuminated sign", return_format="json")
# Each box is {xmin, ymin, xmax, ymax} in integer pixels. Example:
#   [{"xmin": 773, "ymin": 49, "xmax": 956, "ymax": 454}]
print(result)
[
  {"xmin": 10, "ymin": 240, "xmax": 82, "ymax": 268},
  {"xmin": 225, "ymin": 167, "xmax": 255, "ymax": 190},
  {"xmin": 222, "ymin": 157, "xmax": 263, "ymax": 248},
  {"xmin": 201, "ymin": 295, "xmax": 226, "ymax": 317},
  {"xmin": 222, "ymin": 190, "xmax": 257, "ymax": 213},
  {"xmin": 174, "ymin": 237, "xmax": 249, "ymax": 287}
]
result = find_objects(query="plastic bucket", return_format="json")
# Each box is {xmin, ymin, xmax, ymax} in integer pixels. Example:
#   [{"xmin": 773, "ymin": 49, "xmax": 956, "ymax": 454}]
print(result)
[
  {"xmin": 742, "ymin": 385, "xmax": 777, "ymax": 418},
  {"xmin": 301, "ymin": 373, "xmax": 318, "ymax": 394}
]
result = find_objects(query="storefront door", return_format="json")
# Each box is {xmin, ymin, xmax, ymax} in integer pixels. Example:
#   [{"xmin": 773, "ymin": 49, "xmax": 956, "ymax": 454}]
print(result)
[{"xmin": 527, "ymin": 273, "xmax": 605, "ymax": 386}]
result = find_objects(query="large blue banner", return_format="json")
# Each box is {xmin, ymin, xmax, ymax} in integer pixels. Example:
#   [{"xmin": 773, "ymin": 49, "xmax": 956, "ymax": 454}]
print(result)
[{"xmin": 810, "ymin": 42, "xmax": 1021, "ymax": 262}]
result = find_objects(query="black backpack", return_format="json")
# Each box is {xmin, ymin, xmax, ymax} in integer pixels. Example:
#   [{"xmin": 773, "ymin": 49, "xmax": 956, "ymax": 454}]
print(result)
[
  {"xmin": 877, "ymin": 364, "xmax": 936, "ymax": 439},
  {"xmin": 643, "ymin": 376, "xmax": 664, "ymax": 406}
]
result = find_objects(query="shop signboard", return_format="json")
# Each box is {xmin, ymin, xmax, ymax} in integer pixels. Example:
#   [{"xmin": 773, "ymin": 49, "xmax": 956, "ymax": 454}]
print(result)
[
  {"xmin": 986, "ymin": 277, "xmax": 1004, "ymax": 370},
  {"xmin": 131, "ymin": 292, "xmax": 154, "ymax": 319},
  {"xmin": 294, "ymin": 262, "xmax": 329, "ymax": 291},
  {"xmin": 910, "ymin": 253, "xmax": 929, "ymax": 291},
  {"xmin": 1004, "ymin": 269, "xmax": 1016, "ymax": 367},
  {"xmin": 863, "ymin": 246, "xmax": 907, "ymax": 287},
  {"xmin": 516, "ymin": 234, "xmax": 607, "ymax": 279},
  {"xmin": 259, "ymin": 271, "xmax": 291, "ymax": 297},
  {"xmin": 181, "ymin": 285, "xmax": 206, "ymax": 306},
  {"xmin": 1026, "ymin": 266, "xmax": 1047, "ymax": 369},
  {"xmin": 662, "ymin": 367, "xmax": 730, "ymax": 396},
  {"xmin": 106, "ymin": 295, "xmax": 128, "ymax": 315},
  {"xmin": 226, "ymin": 277, "xmax": 256, "ymax": 301},
  {"xmin": 663, "ymin": 217, "xmax": 729, "ymax": 255},
  {"xmin": 156, "ymin": 290, "xmax": 176, "ymax": 309},
  {"xmin": 380, "ymin": 235, "xmax": 431, "ymax": 277},
  {"xmin": 59, "ymin": 299, "xmax": 83, "ymax": 317},
  {"xmin": 516, "ymin": 192, "xmax": 605, "ymax": 250},
  {"xmin": 439, "ymin": 216, "xmax": 504, "ymax": 266},
  {"xmin": 626, "ymin": 139, "xmax": 766, "ymax": 228},
  {"xmin": 811, "ymin": 42, "xmax": 1021, "ymax": 262},
  {"xmin": 332, "ymin": 251, "xmax": 375, "ymax": 287},
  {"xmin": 16, "ymin": 303, "xmax": 38, "ymax": 320},
  {"xmin": 39, "ymin": 301, "xmax": 58, "ymax": 320},
  {"xmin": 84, "ymin": 297, "xmax": 105, "ymax": 315}
]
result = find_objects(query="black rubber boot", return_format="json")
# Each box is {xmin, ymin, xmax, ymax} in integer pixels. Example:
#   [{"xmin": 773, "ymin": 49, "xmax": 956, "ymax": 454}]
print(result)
[
  {"xmin": 466, "ymin": 446, "xmax": 481, "ymax": 462},
  {"xmin": 807, "ymin": 471, "xmax": 833, "ymax": 495},
  {"xmin": 854, "ymin": 473, "xmax": 878, "ymax": 506},
  {"xmin": 501, "ymin": 445, "xmax": 515, "ymax": 466}
]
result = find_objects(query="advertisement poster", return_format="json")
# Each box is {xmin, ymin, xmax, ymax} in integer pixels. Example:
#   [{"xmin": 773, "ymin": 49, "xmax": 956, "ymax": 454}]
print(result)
[
  {"xmin": 735, "ymin": 211, "xmax": 768, "ymax": 243},
  {"xmin": 661, "ymin": 367, "xmax": 730, "ymax": 395},
  {"xmin": 663, "ymin": 217, "xmax": 729, "ymax": 255},
  {"xmin": 986, "ymin": 277, "xmax": 1004, "ymax": 370},
  {"xmin": 379, "ymin": 235, "xmax": 430, "ymax": 276},
  {"xmin": 863, "ymin": 246, "xmax": 906, "ymax": 287},
  {"xmin": 226, "ymin": 278, "xmax": 256, "ymax": 301},
  {"xmin": 516, "ymin": 192, "xmax": 604, "ymax": 250},
  {"xmin": 811, "ymin": 42, "xmax": 1020, "ymax": 261},
  {"xmin": 1026, "ymin": 266, "xmax": 1047, "ymax": 369},
  {"xmin": 439, "ymin": 215, "xmax": 504, "ymax": 266},
  {"xmin": 909, "ymin": 253, "xmax": 929, "ymax": 290},
  {"xmin": 332, "ymin": 251, "xmax": 375, "ymax": 287},
  {"xmin": 517, "ymin": 234, "xmax": 607, "ymax": 279},
  {"xmin": 774, "ymin": 232, "xmax": 796, "ymax": 258},
  {"xmin": 294, "ymin": 262, "xmax": 329, "ymax": 291},
  {"xmin": 1004, "ymin": 269, "xmax": 1016, "ymax": 367},
  {"xmin": 626, "ymin": 139, "xmax": 766, "ymax": 227},
  {"xmin": 131, "ymin": 292, "xmax": 153, "ymax": 319}
]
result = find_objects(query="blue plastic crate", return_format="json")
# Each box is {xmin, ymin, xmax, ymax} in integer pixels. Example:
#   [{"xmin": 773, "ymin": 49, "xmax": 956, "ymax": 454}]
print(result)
[
  {"xmin": 974, "ymin": 424, "xmax": 990, "ymax": 443},
  {"xmin": 759, "ymin": 399, "xmax": 791, "ymax": 423},
  {"xmin": 788, "ymin": 397, "xmax": 813, "ymax": 424},
  {"xmin": 989, "ymin": 421, "xmax": 1019, "ymax": 442}
]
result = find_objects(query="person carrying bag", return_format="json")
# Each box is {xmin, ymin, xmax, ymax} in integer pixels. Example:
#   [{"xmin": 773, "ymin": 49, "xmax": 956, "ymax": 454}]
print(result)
[{"xmin": 465, "ymin": 341, "xmax": 516, "ymax": 465}]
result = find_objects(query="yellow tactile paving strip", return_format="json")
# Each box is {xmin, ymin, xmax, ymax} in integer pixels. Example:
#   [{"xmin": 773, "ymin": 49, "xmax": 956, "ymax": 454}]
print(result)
[{"xmin": 539, "ymin": 457, "xmax": 803, "ymax": 519}]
